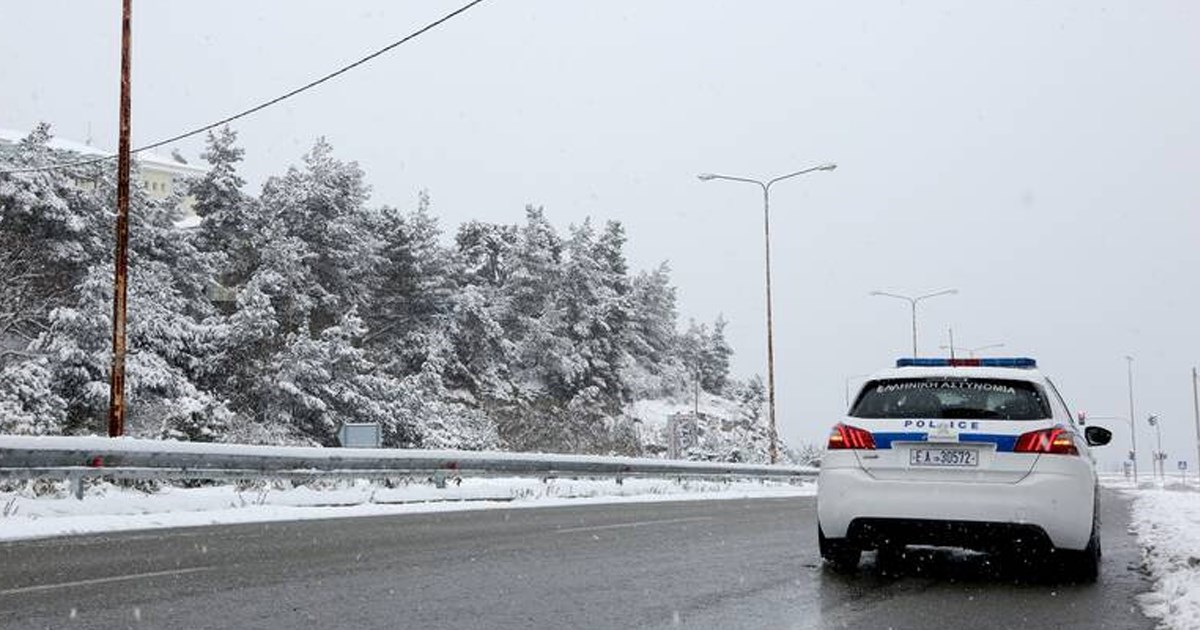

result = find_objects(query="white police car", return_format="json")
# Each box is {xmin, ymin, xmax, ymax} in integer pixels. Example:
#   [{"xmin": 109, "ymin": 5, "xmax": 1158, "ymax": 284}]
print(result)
[{"xmin": 817, "ymin": 358, "xmax": 1112, "ymax": 580}]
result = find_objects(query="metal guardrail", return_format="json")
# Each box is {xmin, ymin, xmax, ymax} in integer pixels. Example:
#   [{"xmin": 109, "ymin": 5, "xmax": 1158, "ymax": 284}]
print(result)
[{"xmin": 0, "ymin": 435, "xmax": 818, "ymax": 498}]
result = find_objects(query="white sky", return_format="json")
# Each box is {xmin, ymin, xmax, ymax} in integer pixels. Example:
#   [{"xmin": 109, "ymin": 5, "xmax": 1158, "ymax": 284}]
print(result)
[{"xmin": 2, "ymin": 1, "xmax": 1198, "ymax": 472}]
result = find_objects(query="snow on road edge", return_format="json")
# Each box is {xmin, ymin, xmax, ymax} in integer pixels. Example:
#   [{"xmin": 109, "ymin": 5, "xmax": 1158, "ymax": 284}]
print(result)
[
  {"xmin": 0, "ymin": 477, "xmax": 814, "ymax": 542},
  {"xmin": 1128, "ymin": 486, "xmax": 1200, "ymax": 630}
]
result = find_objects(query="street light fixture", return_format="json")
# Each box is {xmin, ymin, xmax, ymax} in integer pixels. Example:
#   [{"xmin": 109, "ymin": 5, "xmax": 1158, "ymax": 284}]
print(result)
[
  {"xmin": 939, "ymin": 342, "xmax": 1005, "ymax": 358},
  {"xmin": 868, "ymin": 289, "xmax": 959, "ymax": 357},
  {"xmin": 697, "ymin": 163, "xmax": 837, "ymax": 463}
]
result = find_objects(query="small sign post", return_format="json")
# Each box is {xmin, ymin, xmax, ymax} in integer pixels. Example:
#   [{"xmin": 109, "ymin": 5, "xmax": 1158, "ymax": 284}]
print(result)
[{"xmin": 338, "ymin": 422, "xmax": 382, "ymax": 448}]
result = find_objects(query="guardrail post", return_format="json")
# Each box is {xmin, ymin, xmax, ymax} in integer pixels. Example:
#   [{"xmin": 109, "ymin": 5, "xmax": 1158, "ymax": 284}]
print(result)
[{"xmin": 70, "ymin": 472, "xmax": 84, "ymax": 501}]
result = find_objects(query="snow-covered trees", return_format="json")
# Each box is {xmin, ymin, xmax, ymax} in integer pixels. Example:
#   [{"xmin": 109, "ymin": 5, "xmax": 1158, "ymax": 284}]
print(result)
[
  {"xmin": 0, "ymin": 127, "xmax": 772, "ymax": 459},
  {"xmin": 0, "ymin": 125, "xmax": 227, "ymax": 438}
]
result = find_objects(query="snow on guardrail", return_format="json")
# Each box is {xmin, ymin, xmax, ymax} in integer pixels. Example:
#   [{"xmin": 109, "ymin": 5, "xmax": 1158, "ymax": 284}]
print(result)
[{"xmin": 0, "ymin": 435, "xmax": 817, "ymax": 482}]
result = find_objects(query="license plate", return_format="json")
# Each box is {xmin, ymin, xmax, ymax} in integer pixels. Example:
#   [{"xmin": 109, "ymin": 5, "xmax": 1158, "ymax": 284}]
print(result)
[{"xmin": 909, "ymin": 447, "xmax": 979, "ymax": 467}]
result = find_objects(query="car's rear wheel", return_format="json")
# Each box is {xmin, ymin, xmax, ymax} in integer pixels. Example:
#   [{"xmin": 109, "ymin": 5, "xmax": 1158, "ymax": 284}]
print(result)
[
  {"xmin": 1058, "ymin": 525, "xmax": 1100, "ymax": 583},
  {"xmin": 819, "ymin": 525, "xmax": 861, "ymax": 573}
]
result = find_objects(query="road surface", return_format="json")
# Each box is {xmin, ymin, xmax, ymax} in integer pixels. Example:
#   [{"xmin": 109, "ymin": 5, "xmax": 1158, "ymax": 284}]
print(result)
[{"xmin": 0, "ymin": 489, "xmax": 1152, "ymax": 629}]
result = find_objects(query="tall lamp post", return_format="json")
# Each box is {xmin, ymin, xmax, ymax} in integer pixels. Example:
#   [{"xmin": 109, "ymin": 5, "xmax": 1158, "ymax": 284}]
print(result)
[
  {"xmin": 869, "ymin": 289, "xmax": 958, "ymax": 357},
  {"xmin": 1193, "ymin": 367, "xmax": 1199, "ymax": 484},
  {"xmin": 939, "ymin": 342, "xmax": 1005, "ymax": 358},
  {"xmin": 697, "ymin": 163, "xmax": 837, "ymax": 463},
  {"xmin": 1126, "ymin": 356, "xmax": 1139, "ymax": 484}
]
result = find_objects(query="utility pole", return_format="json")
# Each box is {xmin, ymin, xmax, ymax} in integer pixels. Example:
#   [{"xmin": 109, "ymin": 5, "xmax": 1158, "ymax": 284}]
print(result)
[
  {"xmin": 761, "ymin": 182, "xmax": 777, "ymax": 464},
  {"xmin": 107, "ymin": 0, "xmax": 133, "ymax": 437},
  {"xmin": 1192, "ymin": 367, "xmax": 1199, "ymax": 484},
  {"xmin": 1148, "ymin": 414, "xmax": 1163, "ymax": 482},
  {"xmin": 1126, "ymin": 356, "xmax": 1139, "ymax": 484}
]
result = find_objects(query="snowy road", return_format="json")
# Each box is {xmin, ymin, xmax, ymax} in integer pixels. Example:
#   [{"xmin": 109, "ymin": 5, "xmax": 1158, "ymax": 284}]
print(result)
[{"xmin": 0, "ymin": 490, "xmax": 1152, "ymax": 629}]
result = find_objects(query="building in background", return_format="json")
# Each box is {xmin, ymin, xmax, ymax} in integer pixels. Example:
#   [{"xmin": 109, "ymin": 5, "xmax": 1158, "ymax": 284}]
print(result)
[{"xmin": 0, "ymin": 127, "xmax": 206, "ymax": 226}]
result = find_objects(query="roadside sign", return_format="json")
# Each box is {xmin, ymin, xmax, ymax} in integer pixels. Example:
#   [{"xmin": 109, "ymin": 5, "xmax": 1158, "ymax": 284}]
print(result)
[
  {"xmin": 1179, "ymin": 461, "xmax": 1188, "ymax": 471},
  {"xmin": 338, "ymin": 422, "xmax": 382, "ymax": 448}
]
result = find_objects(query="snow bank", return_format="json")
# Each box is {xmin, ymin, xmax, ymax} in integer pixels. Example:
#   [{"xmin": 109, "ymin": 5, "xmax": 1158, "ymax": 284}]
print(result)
[
  {"xmin": 0, "ymin": 476, "xmax": 815, "ymax": 542},
  {"xmin": 1129, "ymin": 486, "xmax": 1200, "ymax": 630}
]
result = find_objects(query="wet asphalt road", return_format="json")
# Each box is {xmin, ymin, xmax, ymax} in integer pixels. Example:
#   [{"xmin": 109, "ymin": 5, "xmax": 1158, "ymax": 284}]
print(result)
[{"xmin": 0, "ymin": 489, "xmax": 1152, "ymax": 629}]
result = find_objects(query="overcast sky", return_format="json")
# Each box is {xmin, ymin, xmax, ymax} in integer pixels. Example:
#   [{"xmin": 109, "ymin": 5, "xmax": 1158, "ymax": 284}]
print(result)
[{"xmin": 3, "ymin": 1, "xmax": 1198, "ymax": 470}]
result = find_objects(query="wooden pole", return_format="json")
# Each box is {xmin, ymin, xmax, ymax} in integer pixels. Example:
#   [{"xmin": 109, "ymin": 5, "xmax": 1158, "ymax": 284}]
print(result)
[{"xmin": 107, "ymin": 0, "xmax": 133, "ymax": 437}]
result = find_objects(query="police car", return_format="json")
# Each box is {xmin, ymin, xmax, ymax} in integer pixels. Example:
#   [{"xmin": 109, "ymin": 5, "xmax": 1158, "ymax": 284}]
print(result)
[{"xmin": 817, "ymin": 358, "xmax": 1112, "ymax": 580}]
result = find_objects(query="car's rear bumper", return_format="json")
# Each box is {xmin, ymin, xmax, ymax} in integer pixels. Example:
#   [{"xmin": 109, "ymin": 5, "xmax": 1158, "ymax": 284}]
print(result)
[
  {"xmin": 843, "ymin": 517, "xmax": 1053, "ymax": 552},
  {"xmin": 816, "ymin": 466, "xmax": 1095, "ymax": 550}
]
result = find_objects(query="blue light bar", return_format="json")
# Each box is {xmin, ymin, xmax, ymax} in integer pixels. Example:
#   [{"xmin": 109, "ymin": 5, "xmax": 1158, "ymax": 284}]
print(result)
[{"xmin": 895, "ymin": 358, "xmax": 1037, "ymax": 369}]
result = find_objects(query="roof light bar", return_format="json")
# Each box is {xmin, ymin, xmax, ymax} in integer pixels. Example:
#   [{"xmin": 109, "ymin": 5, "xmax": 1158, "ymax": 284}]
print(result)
[{"xmin": 895, "ymin": 358, "xmax": 1037, "ymax": 369}]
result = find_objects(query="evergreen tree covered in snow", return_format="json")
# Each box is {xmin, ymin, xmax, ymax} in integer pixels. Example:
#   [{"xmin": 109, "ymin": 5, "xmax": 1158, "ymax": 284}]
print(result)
[
  {"xmin": 192, "ymin": 127, "xmax": 260, "ymax": 289},
  {"xmin": 0, "ymin": 127, "xmax": 777, "ymax": 461},
  {"xmin": 0, "ymin": 125, "xmax": 227, "ymax": 438}
]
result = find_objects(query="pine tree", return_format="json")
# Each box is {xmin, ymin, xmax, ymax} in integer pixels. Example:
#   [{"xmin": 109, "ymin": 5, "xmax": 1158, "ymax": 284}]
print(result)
[
  {"xmin": 704, "ymin": 315, "xmax": 733, "ymax": 393},
  {"xmin": 211, "ymin": 139, "xmax": 385, "ymax": 444},
  {"xmin": 364, "ymin": 192, "xmax": 455, "ymax": 377},
  {"xmin": 0, "ymin": 124, "xmax": 110, "ymax": 349},
  {"xmin": 628, "ymin": 262, "xmax": 678, "ymax": 368},
  {"xmin": 455, "ymin": 219, "xmax": 518, "ymax": 288},
  {"xmin": 191, "ymin": 127, "xmax": 260, "ymax": 289}
]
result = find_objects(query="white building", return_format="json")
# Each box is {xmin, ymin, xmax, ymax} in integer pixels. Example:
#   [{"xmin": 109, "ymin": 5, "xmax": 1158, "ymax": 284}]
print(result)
[{"xmin": 0, "ymin": 127, "xmax": 207, "ymax": 225}]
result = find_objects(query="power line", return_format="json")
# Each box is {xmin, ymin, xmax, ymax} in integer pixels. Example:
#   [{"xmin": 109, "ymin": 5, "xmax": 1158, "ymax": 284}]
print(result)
[{"xmin": 0, "ymin": 0, "xmax": 488, "ymax": 176}]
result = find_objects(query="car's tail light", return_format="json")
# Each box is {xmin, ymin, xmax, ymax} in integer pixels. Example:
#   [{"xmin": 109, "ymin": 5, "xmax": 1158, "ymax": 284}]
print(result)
[
  {"xmin": 827, "ymin": 423, "xmax": 876, "ymax": 450},
  {"xmin": 1014, "ymin": 426, "xmax": 1078, "ymax": 455}
]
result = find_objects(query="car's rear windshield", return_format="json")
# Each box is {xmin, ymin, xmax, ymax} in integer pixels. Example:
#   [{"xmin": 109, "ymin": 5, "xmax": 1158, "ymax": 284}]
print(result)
[{"xmin": 850, "ymin": 377, "xmax": 1051, "ymax": 420}]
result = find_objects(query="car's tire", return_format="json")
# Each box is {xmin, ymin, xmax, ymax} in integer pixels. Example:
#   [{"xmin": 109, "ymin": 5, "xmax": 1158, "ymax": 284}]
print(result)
[
  {"xmin": 1058, "ymin": 521, "xmax": 1100, "ymax": 583},
  {"xmin": 819, "ymin": 525, "xmax": 861, "ymax": 573}
]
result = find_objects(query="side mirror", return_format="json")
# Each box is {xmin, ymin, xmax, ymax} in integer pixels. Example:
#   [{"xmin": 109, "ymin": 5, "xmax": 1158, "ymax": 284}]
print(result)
[{"xmin": 1085, "ymin": 426, "xmax": 1112, "ymax": 447}]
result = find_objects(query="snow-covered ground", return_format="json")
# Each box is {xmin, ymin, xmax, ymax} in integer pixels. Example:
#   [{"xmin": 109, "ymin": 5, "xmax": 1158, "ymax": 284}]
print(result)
[
  {"xmin": 1115, "ymin": 479, "xmax": 1200, "ymax": 630},
  {"xmin": 629, "ymin": 390, "xmax": 778, "ymax": 463},
  {"xmin": 0, "ymin": 476, "xmax": 815, "ymax": 542}
]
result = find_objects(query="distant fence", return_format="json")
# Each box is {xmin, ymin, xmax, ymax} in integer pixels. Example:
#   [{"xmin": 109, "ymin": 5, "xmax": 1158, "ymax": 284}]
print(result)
[{"xmin": 0, "ymin": 435, "xmax": 817, "ymax": 499}]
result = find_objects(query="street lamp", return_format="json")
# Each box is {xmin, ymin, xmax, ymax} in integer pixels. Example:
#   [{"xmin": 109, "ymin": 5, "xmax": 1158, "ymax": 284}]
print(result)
[
  {"xmin": 1126, "ymin": 356, "xmax": 1140, "ymax": 484},
  {"xmin": 697, "ymin": 163, "xmax": 837, "ymax": 463},
  {"xmin": 1193, "ymin": 367, "xmax": 1199, "ymax": 485},
  {"xmin": 939, "ymin": 342, "xmax": 1005, "ymax": 358},
  {"xmin": 869, "ymin": 289, "xmax": 959, "ymax": 357}
]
